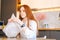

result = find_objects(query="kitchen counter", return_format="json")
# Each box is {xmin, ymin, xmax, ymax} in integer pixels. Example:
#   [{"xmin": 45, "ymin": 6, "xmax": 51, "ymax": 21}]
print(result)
[
  {"xmin": 38, "ymin": 28, "xmax": 60, "ymax": 40},
  {"xmin": 0, "ymin": 37, "xmax": 56, "ymax": 40},
  {"xmin": 38, "ymin": 28, "xmax": 60, "ymax": 30}
]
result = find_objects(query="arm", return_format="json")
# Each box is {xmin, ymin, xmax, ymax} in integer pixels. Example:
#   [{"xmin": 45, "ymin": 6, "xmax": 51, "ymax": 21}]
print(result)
[
  {"xmin": 21, "ymin": 20, "xmax": 37, "ymax": 32},
  {"xmin": 19, "ymin": 20, "xmax": 37, "ymax": 38},
  {"xmin": 29, "ymin": 20, "xmax": 37, "ymax": 32},
  {"xmin": 8, "ymin": 17, "xmax": 23, "ymax": 25}
]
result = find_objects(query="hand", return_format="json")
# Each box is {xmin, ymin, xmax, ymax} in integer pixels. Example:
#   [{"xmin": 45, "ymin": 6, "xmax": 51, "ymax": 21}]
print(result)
[
  {"xmin": 13, "ymin": 18, "xmax": 24, "ymax": 25},
  {"xmin": 8, "ymin": 18, "xmax": 13, "ymax": 22},
  {"xmin": 8, "ymin": 18, "xmax": 17, "ymax": 22},
  {"xmin": 13, "ymin": 18, "xmax": 18, "ymax": 22}
]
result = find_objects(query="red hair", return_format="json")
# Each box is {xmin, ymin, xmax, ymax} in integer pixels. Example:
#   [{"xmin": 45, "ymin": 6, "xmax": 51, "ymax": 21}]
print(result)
[{"xmin": 18, "ymin": 5, "xmax": 38, "ymax": 29}]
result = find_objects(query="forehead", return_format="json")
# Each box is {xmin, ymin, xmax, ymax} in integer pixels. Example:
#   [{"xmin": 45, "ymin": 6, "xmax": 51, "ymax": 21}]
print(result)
[{"xmin": 20, "ymin": 7, "xmax": 25, "ymax": 10}]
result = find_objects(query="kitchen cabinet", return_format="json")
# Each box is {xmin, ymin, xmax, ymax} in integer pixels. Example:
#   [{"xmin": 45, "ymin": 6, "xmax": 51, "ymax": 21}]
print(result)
[
  {"xmin": 0, "ymin": 0, "xmax": 1, "ymax": 20},
  {"xmin": 1, "ymin": 0, "xmax": 16, "ymax": 24},
  {"xmin": 1, "ymin": 0, "xmax": 20, "ymax": 24},
  {"xmin": 38, "ymin": 28, "xmax": 60, "ymax": 40},
  {"xmin": 0, "ymin": 29, "xmax": 6, "ymax": 37}
]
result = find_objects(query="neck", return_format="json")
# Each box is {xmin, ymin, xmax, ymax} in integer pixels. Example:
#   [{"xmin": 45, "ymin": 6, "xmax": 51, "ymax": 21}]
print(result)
[
  {"xmin": 22, "ymin": 17, "xmax": 27, "ymax": 22},
  {"xmin": 23, "ymin": 17, "xmax": 27, "ymax": 20}
]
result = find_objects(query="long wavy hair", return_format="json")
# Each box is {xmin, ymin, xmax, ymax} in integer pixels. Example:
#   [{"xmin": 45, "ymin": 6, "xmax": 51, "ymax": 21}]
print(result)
[{"xmin": 18, "ymin": 5, "xmax": 38, "ymax": 29}]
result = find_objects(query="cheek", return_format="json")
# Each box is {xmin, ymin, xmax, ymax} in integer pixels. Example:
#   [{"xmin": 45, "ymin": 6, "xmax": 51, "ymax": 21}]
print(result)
[
  {"xmin": 24, "ymin": 12, "xmax": 26, "ymax": 16},
  {"xmin": 21, "ymin": 12, "xmax": 24, "ymax": 16},
  {"xmin": 21, "ymin": 12, "xmax": 26, "ymax": 17}
]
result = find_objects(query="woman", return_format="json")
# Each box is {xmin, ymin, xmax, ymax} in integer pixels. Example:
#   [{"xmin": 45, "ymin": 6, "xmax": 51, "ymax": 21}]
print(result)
[{"xmin": 3, "ymin": 5, "xmax": 38, "ymax": 38}]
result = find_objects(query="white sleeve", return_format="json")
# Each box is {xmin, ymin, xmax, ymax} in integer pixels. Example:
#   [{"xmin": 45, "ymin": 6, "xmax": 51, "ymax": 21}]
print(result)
[
  {"xmin": 3, "ymin": 22, "xmax": 20, "ymax": 37},
  {"xmin": 29, "ymin": 20, "xmax": 37, "ymax": 32},
  {"xmin": 13, "ymin": 18, "xmax": 23, "ymax": 26},
  {"xmin": 20, "ymin": 20, "xmax": 37, "ymax": 38}
]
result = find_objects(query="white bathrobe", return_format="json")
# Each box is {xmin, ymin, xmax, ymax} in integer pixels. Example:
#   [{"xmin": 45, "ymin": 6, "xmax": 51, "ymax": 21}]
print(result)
[
  {"xmin": 3, "ymin": 14, "xmax": 37, "ymax": 38},
  {"xmin": 19, "ymin": 20, "xmax": 37, "ymax": 38},
  {"xmin": 3, "ymin": 20, "xmax": 37, "ymax": 38}
]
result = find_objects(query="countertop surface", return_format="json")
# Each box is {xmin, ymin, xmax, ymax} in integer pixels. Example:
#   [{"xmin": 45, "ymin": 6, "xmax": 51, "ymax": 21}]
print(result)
[
  {"xmin": 38, "ymin": 28, "xmax": 60, "ymax": 30},
  {"xmin": 0, "ymin": 37, "xmax": 56, "ymax": 40}
]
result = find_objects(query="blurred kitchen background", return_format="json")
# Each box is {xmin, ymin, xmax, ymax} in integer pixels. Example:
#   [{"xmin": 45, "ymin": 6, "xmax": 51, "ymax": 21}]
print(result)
[{"xmin": 0, "ymin": 0, "xmax": 60, "ymax": 40}]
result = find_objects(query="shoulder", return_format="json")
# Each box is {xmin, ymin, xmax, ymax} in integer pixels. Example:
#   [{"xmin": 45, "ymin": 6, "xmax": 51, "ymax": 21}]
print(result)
[
  {"xmin": 29, "ymin": 20, "xmax": 37, "ymax": 30},
  {"xmin": 29, "ymin": 20, "xmax": 37, "ymax": 26}
]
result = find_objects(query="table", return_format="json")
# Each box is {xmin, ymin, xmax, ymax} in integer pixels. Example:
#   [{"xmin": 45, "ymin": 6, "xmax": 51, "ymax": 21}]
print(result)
[
  {"xmin": 0, "ymin": 37, "xmax": 56, "ymax": 40},
  {"xmin": 38, "ymin": 28, "xmax": 60, "ymax": 31}
]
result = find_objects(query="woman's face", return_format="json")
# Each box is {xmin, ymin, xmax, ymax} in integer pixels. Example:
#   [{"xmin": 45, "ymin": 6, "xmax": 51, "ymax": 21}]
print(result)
[{"xmin": 20, "ymin": 7, "xmax": 26, "ymax": 18}]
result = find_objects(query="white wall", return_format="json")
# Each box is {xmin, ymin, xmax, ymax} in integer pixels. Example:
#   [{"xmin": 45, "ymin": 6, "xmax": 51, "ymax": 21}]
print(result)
[
  {"xmin": 43, "ymin": 11, "xmax": 60, "ymax": 28},
  {"xmin": 21, "ymin": 0, "xmax": 60, "ymax": 9},
  {"xmin": 34, "ymin": 11, "xmax": 60, "ymax": 28},
  {"xmin": 21, "ymin": 0, "xmax": 60, "ymax": 28}
]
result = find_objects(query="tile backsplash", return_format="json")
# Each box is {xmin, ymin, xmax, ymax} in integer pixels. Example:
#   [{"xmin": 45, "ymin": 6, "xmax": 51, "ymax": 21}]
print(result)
[{"xmin": 34, "ymin": 11, "xmax": 60, "ymax": 28}]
